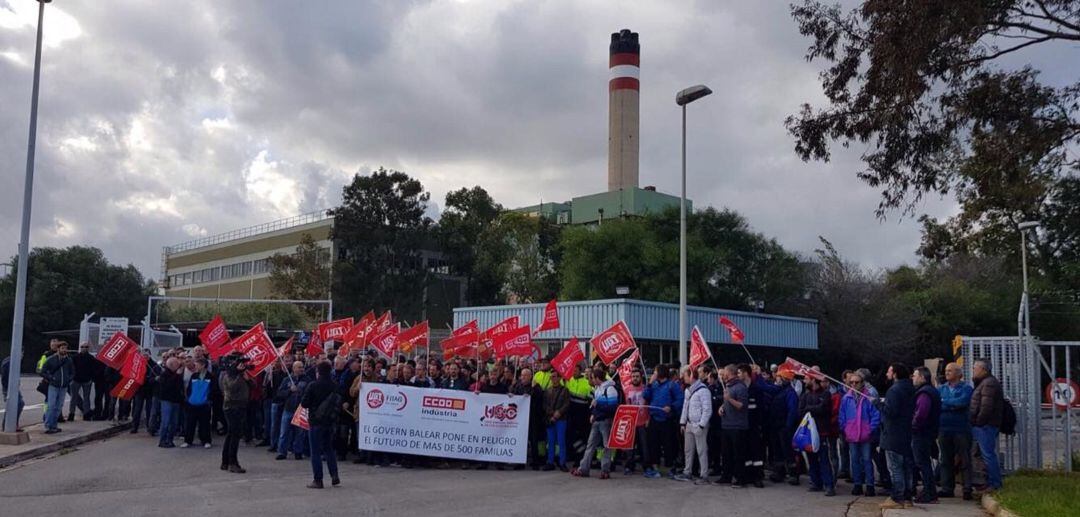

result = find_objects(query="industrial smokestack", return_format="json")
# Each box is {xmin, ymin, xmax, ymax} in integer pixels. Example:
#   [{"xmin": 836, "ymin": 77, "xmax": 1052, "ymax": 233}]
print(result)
[{"xmin": 608, "ymin": 29, "xmax": 639, "ymax": 192}]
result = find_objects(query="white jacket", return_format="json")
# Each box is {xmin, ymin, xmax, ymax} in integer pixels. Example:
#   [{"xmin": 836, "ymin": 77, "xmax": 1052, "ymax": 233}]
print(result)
[{"xmin": 680, "ymin": 380, "xmax": 712, "ymax": 428}]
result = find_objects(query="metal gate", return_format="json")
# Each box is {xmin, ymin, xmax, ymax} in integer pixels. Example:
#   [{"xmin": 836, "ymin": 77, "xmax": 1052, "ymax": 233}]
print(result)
[{"xmin": 960, "ymin": 336, "xmax": 1080, "ymax": 472}]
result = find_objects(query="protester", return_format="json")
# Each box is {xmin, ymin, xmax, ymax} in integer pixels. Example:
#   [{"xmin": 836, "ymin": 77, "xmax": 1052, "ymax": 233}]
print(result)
[
  {"xmin": 571, "ymin": 366, "xmax": 619, "ymax": 479},
  {"xmin": 719, "ymin": 364, "xmax": 749, "ymax": 488},
  {"xmin": 911, "ymin": 366, "xmax": 941, "ymax": 503},
  {"xmin": 441, "ymin": 362, "xmax": 469, "ymax": 390},
  {"xmin": 1, "ymin": 354, "xmax": 25, "ymax": 429},
  {"xmin": 182, "ymin": 357, "xmax": 214, "ymax": 448},
  {"xmin": 937, "ymin": 362, "xmax": 974, "ymax": 500},
  {"xmin": 219, "ymin": 354, "xmax": 251, "ymax": 473},
  {"xmin": 68, "ymin": 342, "xmax": 96, "ymax": 421},
  {"xmin": 543, "ymin": 371, "xmax": 571, "ymax": 472},
  {"xmin": 643, "ymin": 364, "xmax": 682, "ymax": 478},
  {"xmin": 798, "ymin": 373, "xmax": 835, "ymax": 496},
  {"xmin": 838, "ymin": 370, "xmax": 879, "ymax": 496},
  {"xmin": 130, "ymin": 350, "xmax": 158, "ymax": 434},
  {"xmin": 302, "ymin": 361, "xmax": 341, "ymax": 489},
  {"xmin": 876, "ymin": 363, "xmax": 915, "ymax": 510},
  {"xmin": 40, "ymin": 340, "xmax": 73, "ymax": 434},
  {"xmin": 622, "ymin": 368, "xmax": 651, "ymax": 475},
  {"xmin": 156, "ymin": 357, "xmax": 185, "ymax": 448},
  {"xmin": 970, "ymin": 358, "xmax": 1004, "ymax": 492},
  {"xmin": 675, "ymin": 365, "xmax": 711, "ymax": 485},
  {"xmin": 510, "ymin": 367, "xmax": 545, "ymax": 470},
  {"xmin": 276, "ymin": 361, "xmax": 310, "ymax": 461}
]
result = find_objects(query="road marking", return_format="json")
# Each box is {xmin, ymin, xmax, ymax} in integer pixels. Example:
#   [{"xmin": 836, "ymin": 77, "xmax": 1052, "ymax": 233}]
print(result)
[{"xmin": 0, "ymin": 403, "xmax": 44, "ymax": 415}]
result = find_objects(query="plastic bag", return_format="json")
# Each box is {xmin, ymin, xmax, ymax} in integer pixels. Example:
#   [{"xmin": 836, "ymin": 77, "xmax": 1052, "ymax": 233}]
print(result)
[{"xmin": 791, "ymin": 412, "xmax": 820, "ymax": 453}]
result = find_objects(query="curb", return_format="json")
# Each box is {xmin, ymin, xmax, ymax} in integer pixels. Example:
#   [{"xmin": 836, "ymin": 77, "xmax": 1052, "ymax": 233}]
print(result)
[
  {"xmin": 0, "ymin": 422, "xmax": 131, "ymax": 469},
  {"xmin": 981, "ymin": 493, "xmax": 1020, "ymax": 517}
]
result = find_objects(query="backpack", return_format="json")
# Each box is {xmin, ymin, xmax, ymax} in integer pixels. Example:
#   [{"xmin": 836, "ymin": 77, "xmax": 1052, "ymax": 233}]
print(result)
[
  {"xmin": 312, "ymin": 391, "xmax": 342, "ymax": 426},
  {"xmin": 187, "ymin": 378, "xmax": 211, "ymax": 406},
  {"xmin": 1000, "ymin": 398, "xmax": 1017, "ymax": 436}
]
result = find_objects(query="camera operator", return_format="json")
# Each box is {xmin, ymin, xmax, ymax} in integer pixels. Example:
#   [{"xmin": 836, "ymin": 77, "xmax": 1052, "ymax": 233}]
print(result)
[{"xmin": 218, "ymin": 353, "xmax": 251, "ymax": 473}]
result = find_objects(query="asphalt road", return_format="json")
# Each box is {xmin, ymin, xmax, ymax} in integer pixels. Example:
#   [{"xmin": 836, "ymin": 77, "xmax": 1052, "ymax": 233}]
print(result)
[
  {"xmin": 0, "ymin": 432, "xmax": 859, "ymax": 517},
  {"xmin": 0, "ymin": 376, "xmax": 47, "ymax": 425}
]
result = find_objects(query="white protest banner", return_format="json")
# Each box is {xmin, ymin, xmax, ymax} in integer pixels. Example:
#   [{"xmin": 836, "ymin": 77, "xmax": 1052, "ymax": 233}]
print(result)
[
  {"xmin": 357, "ymin": 383, "xmax": 531, "ymax": 464},
  {"xmin": 98, "ymin": 317, "xmax": 129, "ymax": 347}
]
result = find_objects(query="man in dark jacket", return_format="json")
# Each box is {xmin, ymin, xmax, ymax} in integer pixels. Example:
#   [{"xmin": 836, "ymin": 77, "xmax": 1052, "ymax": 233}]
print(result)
[
  {"xmin": 876, "ymin": 363, "xmax": 916, "ymax": 510},
  {"xmin": 970, "ymin": 359, "xmax": 1004, "ymax": 491},
  {"xmin": 768, "ymin": 369, "xmax": 800, "ymax": 484},
  {"xmin": 301, "ymin": 361, "xmax": 340, "ymax": 489},
  {"xmin": 798, "ymin": 374, "xmax": 835, "ymax": 496},
  {"xmin": 130, "ymin": 352, "xmax": 158, "ymax": 434},
  {"xmin": 719, "ymin": 364, "xmax": 750, "ymax": 488},
  {"xmin": 510, "ymin": 367, "xmax": 545, "ymax": 470},
  {"xmin": 441, "ymin": 362, "xmax": 470, "ymax": 390},
  {"xmin": 40, "ymin": 341, "xmax": 74, "ymax": 434},
  {"xmin": 68, "ymin": 343, "xmax": 96, "ymax": 421},
  {"xmin": 911, "ymin": 366, "xmax": 941, "ymax": 503},
  {"xmin": 156, "ymin": 357, "xmax": 185, "ymax": 448},
  {"xmin": 276, "ymin": 361, "xmax": 310, "ymax": 460}
]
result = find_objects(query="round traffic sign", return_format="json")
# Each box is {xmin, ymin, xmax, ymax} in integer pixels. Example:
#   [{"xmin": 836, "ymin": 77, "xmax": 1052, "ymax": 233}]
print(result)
[{"xmin": 1044, "ymin": 378, "xmax": 1080, "ymax": 409}]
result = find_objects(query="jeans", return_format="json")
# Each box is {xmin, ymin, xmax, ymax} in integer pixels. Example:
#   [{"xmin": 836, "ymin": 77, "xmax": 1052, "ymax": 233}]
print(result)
[
  {"xmin": 837, "ymin": 435, "xmax": 850, "ymax": 476},
  {"xmin": 130, "ymin": 394, "xmax": 151, "ymax": 431},
  {"xmin": 279, "ymin": 410, "xmax": 308, "ymax": 455},
  {"xmin": 848, "ymin": 441, "xmax": 875, "ymax": 487},
  {"xmin": 183, "ymin": 404, "xmax": 212, "ymax": 445},
  {"xmin": 720, "ymin": 428, "xmax": 747, "ymax": 484},
  {"xmin": 267, "ymin": 402, "xmax": 282, "ymax": 448},
  {"xmin": 911, "ymin": 434, "xmax": 937, "ymax": 499},
  {"xmin": 45, "ymin": 385, "xmax": 67, "ymax": 430},
  {"xmin": 148, "ymin": 397, "xmax": 161, "ymax": 434},
  {"xmin": 577, "ymin": 419, "xmax": 613, "ymax": 474},
  {"xmin": 309, "ymin": 424, "xmax": 339, "ymax": 482},
  {"xmin": 825, "ymin": 436, "xmax": 839, "ymax": 478},
  {"xmin": 939, "ymin": 430, "xmax": 972, "ymax": 495},
  {"xmin": 886, "ymin": 449, "xmax": 915, "ymax": 502},
  {"xmin": 682, "ymin": 423, "xmax": 708, "ymax": 478},
  {"xmin": 808, "ymin": 450, "xmax": 835, "ymax": 489},
  {"xmin": 972, "ymin": 425, "xmax": 1002, "ymax": 489},
  {"xmin": 68, "ymin": 380, "xmax": 92, "ymax": 417},
  {"xmin": 222, "ymin": 408, "xmax": 246, "ymax": 467},
  {"xmin": 545, "ymin": 420, "xmax": 567, "ymax": 466},
  {"xmin": 158, "ymin": 401, "xmax": 179, "ymax": 446}
]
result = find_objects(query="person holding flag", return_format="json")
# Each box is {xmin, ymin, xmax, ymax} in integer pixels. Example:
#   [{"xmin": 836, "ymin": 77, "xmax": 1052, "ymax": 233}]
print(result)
[
  {"xmin": 798, "ymin": 372, "xmax": 836, "ymax": 496},
  {"xmin": 570, "ymin": 366, "xmax": 619, "ymax": 479}
]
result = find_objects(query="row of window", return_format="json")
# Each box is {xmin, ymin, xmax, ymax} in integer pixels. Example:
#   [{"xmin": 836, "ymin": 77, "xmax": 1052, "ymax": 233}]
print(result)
[{"xmin": 168, "ymin": 258, "xmax": 270, "ymax": 287}]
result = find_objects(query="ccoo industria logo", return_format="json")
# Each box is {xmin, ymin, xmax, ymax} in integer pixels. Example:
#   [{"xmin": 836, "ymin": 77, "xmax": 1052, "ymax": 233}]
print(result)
[
  {"xmin": 366, "ymin": 388, "xmax": 408, "ymax": 411},
  {"xmin": 481, "ymin": 402, "xmax": 518, "ymax": 422}
]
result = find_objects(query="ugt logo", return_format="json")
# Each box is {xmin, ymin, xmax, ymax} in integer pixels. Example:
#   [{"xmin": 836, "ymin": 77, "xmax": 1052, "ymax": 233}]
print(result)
[
  {"xmin": 600, "ymin": 334, "xmax": 621, "ymax": 353},
  {"xmin": 481, "ymin": 403, "xmax": 518, "ymax": 422}
]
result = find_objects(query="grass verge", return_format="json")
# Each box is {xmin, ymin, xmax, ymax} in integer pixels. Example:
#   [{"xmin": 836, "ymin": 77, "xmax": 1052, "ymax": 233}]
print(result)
[{"xmin": 994, "ymin": 469, "xmax": 1080, "ymax": 517}]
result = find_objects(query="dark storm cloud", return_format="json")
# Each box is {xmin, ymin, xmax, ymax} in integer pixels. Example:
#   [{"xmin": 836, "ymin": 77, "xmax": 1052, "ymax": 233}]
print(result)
[{"xmin": 3, "ymin": 0, "xmax": 1011, "ymax": 281}]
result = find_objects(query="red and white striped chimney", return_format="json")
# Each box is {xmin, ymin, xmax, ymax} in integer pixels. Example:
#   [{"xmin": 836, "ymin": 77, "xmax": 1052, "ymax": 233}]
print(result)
[{"xmin": 608, "ymin": 29, "xmax": 640, "ymax": 192}]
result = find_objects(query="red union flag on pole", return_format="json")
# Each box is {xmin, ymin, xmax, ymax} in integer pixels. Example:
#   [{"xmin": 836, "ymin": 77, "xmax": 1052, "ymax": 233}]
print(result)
[
  {"xmin": 306, "ymin": 329, "xmax": 324, "ymax": 357},
  {"xmin": 277, "ymin": 336, "xmax": 295, "ymax": 358},
  {"xmin": 110, "ymin": 376, "xmax": 141, "ymax": 401},
  {"xmin": 453, "ymin": 320, "xmax": 479, "ymax": 338},
  {"xmin": 291, "ymin": 407, "xmax": 310, "ymax": 431},
  {"xmin": 780, "ymin": 356, "xmax": 826, "ymax": 381},
  {"xmin": 229, "ymin": 323, "xmax": 277, "ymax": 379},
  {"xmin": 396, "ymin": 321, "xmax": 429, "ymax": 354},
  {"xmin": 617, "ymin": 349, "xmax": 640, "ymax": 396},
  {"xmin": 718, "ymin": 316, "xmax": 746, "ymax": 344},
  {"xmin": 370, "ymin": 324, "xmax": 401, "ymax": 359},
  {"xmin": 375, "ymin": 311, "xmax": 394, "ymax": 332},
  {"xmin": 536, "ymin": 299, "xmax": 560, "ymax": 333},
  {"xmin": 590, "ymin": 320, "xmax": 637, "ymax": 366},
  {"xmin": 606, "ymin": 405, "xmax": 643, "ymax": 449},
  {"xmin": 688, "ymin": 326, "xmax": 712, "ymax": 370},
  {"xmin": 318, "ymin": 317, "xmax": 353, "ymax": 343},
  {"xmin": 96, "ymin": 331, "xmax": 137, "ymax": 370},
  {"xmin": 199, "ymin": 314, "xmax": 232, "ymax": 360},
  {"xmin": 340, "ymin": 311, "xmax": 376, "ymax": 355},
  {"xmin": 552, "ymin": 337, "xmax": 584, "ymax": 381},
  {"xmin": 492, "ymin": 324, "xmax": 532, "ymax": 359},
  {"xmin": 121, "ymin": 350, "xmax": 147, "ymax": 382}
]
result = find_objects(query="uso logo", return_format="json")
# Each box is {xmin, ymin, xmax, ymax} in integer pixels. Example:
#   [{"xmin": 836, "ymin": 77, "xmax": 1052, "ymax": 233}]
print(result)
[
  {"xmin": 422, "ymin": 396, "xmax": 466, "ymax": 411},
  {"xmin": 481, "ymin": 403, "xmax": 518, "ymax": 422},
  {"xmin": 367, "ymin": 389, "xmax": 408, "ymax": 411}
]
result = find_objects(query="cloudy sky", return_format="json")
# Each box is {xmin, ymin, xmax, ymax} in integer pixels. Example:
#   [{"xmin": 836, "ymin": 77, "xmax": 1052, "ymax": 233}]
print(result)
[{"xmin": 0, "ymin": 0, "xmax": 961, "ymax": 280}]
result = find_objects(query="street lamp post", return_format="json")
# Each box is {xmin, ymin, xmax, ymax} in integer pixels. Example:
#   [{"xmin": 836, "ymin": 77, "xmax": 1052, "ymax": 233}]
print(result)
[
  {"xmin": 675, "ymin": 85, "xmax": 711, "ymax": 366},
  {"xmin": 1017, "ymin": 220, "xmax": 1041, "ymax": 468},
  {"xmin": 3, "ymin": 0, "xmax": 50, "ymax": 437}
]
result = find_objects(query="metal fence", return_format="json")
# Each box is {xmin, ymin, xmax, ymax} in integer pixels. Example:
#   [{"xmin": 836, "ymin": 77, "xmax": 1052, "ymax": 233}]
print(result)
[{"xmin": 960, "ymin": 336, "xmax": 1079, "ymax": 472}]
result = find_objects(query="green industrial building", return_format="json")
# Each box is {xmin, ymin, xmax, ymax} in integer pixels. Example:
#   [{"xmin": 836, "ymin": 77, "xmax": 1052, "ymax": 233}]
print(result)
[{"xmin": 514, "ymin": 186, "xmax": 690, "ymax": 225}]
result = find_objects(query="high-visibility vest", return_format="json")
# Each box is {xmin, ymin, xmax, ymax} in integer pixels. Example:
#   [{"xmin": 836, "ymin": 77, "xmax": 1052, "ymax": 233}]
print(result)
[
  {"xmin": 36, "ymin": 353, "xmax": 49, "ymax": 374},
  {"xmin": 533, "ymin": 370, "xmax": 552, "ymax": 390},
  {"xmin": 567, "ymin": 376, "xmax": 592, "ymax": 400}
]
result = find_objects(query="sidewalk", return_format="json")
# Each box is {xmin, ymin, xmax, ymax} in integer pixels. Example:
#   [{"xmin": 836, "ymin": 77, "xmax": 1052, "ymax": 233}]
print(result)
[
  {"xmin": 0, "ymin": 418, "xmax": 130, "ymax": 469},
  {"xmin": 846, "ymin": 496, "xmax": 988, "ymax": 517}
]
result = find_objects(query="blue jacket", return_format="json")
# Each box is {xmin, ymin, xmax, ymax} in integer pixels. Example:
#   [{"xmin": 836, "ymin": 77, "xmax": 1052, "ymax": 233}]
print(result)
[
  {"xmin": 838, "ymin": 390, "xmax": 881, "ymax": 443},
  {"xmin": 877, "ymin": 379, "xmax": 915, "ymax": 452},
  {"xmin": 591, "ymin": 380, "xmax": 619, "ymax": 421},
  {"xmin": 938, "ymin": 381, "xmax": 973, "ymax": 433},
  {"xmin": 643, "ymin": 379, "xmax": 683, "ymax": 422},
  {"xmin": 767, "ymin": 382, "xmax": 800, "ymax": 433}
]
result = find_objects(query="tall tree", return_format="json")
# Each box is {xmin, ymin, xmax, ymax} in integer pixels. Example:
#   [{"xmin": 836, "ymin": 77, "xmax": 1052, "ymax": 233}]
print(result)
[
  {"xmin": 0, "ymin": 246, "xmax": 155, "ymax": 370},
  {"xmin": 787, "ymin": 1, "xmax": 1079, "ymax": 216},
  {"xmin": 435, "ymin": 186, "xmax": 503, "ymax": 304},
  {"xmin": 267, "ymin": 233, "xmax": 332, "ymax": 318},
  {"xmin": 474, "ymin": 212, "xmax": 560, "ymax": 304},
  {"xmin": 330, "ymin": 168, "xmax": 432, "ymax": 321}
]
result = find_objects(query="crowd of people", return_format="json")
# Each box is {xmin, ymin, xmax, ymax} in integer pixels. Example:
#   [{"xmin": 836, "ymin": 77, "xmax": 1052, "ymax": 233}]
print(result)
[{"xmin": 2, "ymin": 338, "xmax": 1008, "ymax": 506}]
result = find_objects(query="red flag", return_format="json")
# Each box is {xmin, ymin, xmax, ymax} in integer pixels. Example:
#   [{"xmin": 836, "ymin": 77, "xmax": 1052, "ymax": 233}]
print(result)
[
  {"xmin": 307, "ymin": 329, "xmax": 324, "ymax": 357},
  {"xmin": 96, "ymin": 331, "xmax": 137, "ymax": 370},
  {"xmin": 291, "ymin": 407, "xmax": 311, "ymax": 431},
  {"xmin": 781, "ymin": 356, "xmax": 825, "ymax": 381},
  {"xmin": 440, "ymin": 330, "xmax": 478, "ymax": 360},
  {"xmin": 536, "ymin": 299, "xmax": 560, "ymax": 333},
  {"xmin": 277, "ymin": 336, "xmax": 295, "ymax": 358},
  {"xmin": 341, "ymin": 311, "xmax": 376, "ymax": 354},
  {"xmin": 121, "ymin": 350, "xmax": 147, "ymax": 382},
  {"xmin": 453, "ymin": 320, "xmax": 479, "ymax": 337},
  {"xmin": 606, "ymin": 405, "xmax": 643, "ymax": 449},
  {"xmin": 688, "ymin": 326, "xmax": 712, "ymax": 370},
  {"xmin": 229, "ymin": 323, "xmax": 277, "ymax": 379},
  {"xmin": 110, "ymin": 376, "xmax": 141, "ymax": 401},
  {"xmin": 199, "ymin": 314, "xmax": 232, "ymax": 360},
  {"xmin": 396, "ymin": 321, "xmax": 429, "ymax": 354},
  {"xmin": 369, "ymin": 324, "xmax": 401, "ymax": 359},
  {"xmin": 375, "ymin": 311, "xmax": 394, "ymax": 333},
  {"xmin": 485, "ymin": 316, "xmax": 520, "ymax": 337},
  {"xmin": 318, "ymin": 317, "xmax": 353, "ymax": 343},
  {"xmin": 590, "ymin": 320, "xmax": 637, "ymax": 366},
  {"xmin": 552, "ymin": 337, "xmax": 584, "ymax": 381},
  {"xmin": 492, "ymin": 324, "xmax": 533, "ymax": 359},
  {"xmin": 719, "ymin": 316, "xmax": 745, "ymax": 344},
  {"xmin": 617, "ymin": 349, "xmax": 640, "ymax": 396}
]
